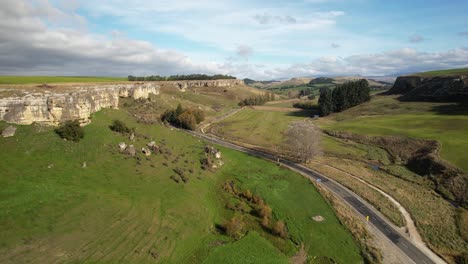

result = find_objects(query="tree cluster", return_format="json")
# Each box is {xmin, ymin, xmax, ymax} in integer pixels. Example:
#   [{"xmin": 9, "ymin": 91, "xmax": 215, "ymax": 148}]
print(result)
[
  {"xmin": 238, "ymin": 93, "xmax": 275, "ymax": 106},
  {"xmin": 55, "ymin": 120, "xmax": 84, "ymax": 142},
  {"xmin": 128, "ymin": 74, "xmax": 236, "ymax": 81},
  {"xmin": 161, "ymin": 104, "xmax": 205, "ymax": 130},
  {"xmin": 318, "ymin": 79, "xmax": 370, "ymax": 116},
  {"xmin": 298, "ymin": 88, "xmax": 313, "ymax": 97}
]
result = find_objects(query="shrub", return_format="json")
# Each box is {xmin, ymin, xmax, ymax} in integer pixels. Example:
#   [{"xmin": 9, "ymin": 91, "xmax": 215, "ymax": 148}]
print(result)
[
  {"xmin": 55, "ymin": 120, "xmax": 84, "ymax": 142},
  {"xmin": 223, "ymin": 216, "xmax": 245, "ymax": 238},
  {"xmin": 160, "ymin": 104, "xmax": 204, "ymax": 131},
  {"xmin": 272, "ymin": 220, "xmax": 288, "ymax": 238},
  {"xmin": 257, "ymin": 204, "xmax": 272, "ymax": 219},
  {"xmin": 200, "ymin": 156, "xmax": 213, "ymax": 170},
  {"xmin": 177, "ymin": 111, "xmax": 197, "ymax": 130},
  {"xmin": 109, "ymin": 120, "xmax": 131, "ymax": 134},
  {"xmin": 192, "ymin": 109, "xmax": 205, "ymax": 123}
]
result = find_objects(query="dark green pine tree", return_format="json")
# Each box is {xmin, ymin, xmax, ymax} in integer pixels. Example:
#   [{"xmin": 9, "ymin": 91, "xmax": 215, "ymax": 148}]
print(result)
[{"xmin": 318, "ymin": 88, "xmax": 334, "ymax": 116}]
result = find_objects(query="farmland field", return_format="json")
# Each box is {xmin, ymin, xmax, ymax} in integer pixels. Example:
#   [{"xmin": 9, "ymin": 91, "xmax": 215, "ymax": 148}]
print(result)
[
  {"xmin": 0, "ymin": 76, "xmax": 126, "ymax": 84},
  {"xmin": 209, "ymin": 108, "xmax": 313, "ymax": 149}
]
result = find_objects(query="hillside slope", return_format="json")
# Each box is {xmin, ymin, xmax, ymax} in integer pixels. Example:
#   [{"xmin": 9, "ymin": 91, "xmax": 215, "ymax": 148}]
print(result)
[{"xmin": 388, "ymin": 68, "xmax": 468, "ymax": 102}]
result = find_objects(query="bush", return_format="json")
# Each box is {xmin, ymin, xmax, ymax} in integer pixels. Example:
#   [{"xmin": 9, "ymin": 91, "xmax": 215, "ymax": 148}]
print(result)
[
  {"xmin": 177, "ymin": 111, "xmax": 197, "ymax": 130},
  {"xmin": 55, "ymin": 120, "xmax": 84, "ymax": 142},
  {"xmin": 161, "ymin": 104, "xmax": 204, "ymax": 131},
  {"xmin": 223, "ymin": 216, "xmax": 245, "ymax": 238},
  {"xmin": 272, "ymin": 220, "xmax": 288, "ymax": 238},
  {"xmin": 109, "ymin": 120, "xmax": 131, "ymax": 134}
]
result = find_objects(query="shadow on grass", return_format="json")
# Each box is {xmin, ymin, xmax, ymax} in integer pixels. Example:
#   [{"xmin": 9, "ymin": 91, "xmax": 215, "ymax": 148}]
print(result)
[
  {"xmin": 285, "ymin": 109, "xmax": 318, "ymax": 117},
  {"xmin": 430, "ymin": 103, "xmax": 468, "ymax": 115}
]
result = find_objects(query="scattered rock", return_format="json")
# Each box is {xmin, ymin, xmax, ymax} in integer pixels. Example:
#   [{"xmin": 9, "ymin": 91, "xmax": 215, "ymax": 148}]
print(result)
[
  {"xmin": 212, "ymin": 160, "xmax": 224, "ymax": 169},
  {"xmin": 118, "ymin": 142, "xmax": 127, "ymax": 151},
  {"xmin": 311, "ymin": 215, "xmax": 324, "ymax": 222},
  {"xmin": 142, "ymin": 147, "xmax": 151, "ymax": 156},
  {"xmin": 1, "ymin": 126, "xmax": 17, "ymax": 137},
  {"xmin": 127, "ymin": 145, "xmax": 136, "ymax": 157}
]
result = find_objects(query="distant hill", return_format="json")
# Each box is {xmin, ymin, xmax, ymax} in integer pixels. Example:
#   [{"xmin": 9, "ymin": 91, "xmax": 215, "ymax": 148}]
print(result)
[
  {"xmin": 388, "ymin": 68, "xmax": 468, "ymax": 102},
  {"xmin": 245, "ymin": 76, "xmax": 392, "ymax": 98}
]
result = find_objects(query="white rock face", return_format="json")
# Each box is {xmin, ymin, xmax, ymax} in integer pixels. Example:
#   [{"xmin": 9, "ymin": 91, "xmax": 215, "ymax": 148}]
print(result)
[{"xmin": 0, "ymin": 83, "xmax": 159, "ymax": 125}]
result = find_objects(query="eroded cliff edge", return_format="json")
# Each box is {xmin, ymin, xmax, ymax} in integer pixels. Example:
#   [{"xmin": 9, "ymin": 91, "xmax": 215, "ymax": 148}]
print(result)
[
  {"xmin": 0, "ymin": 79, "xmax": 245, "ymax": 125},
  {"xmin": 0, "ymin": 83, "xmax": 160, "ymax": 125},
  {"xmin": 387, "ymin": 74, "xmax": 468, "ymax": 102}
]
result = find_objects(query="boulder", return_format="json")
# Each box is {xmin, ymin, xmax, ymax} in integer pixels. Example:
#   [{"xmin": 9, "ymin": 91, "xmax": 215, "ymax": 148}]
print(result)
[
  {"xmin": 127, "ymin": 145, "xmax": 136, "ymax": 157},
  {"xmin": 129, "ymin": 132, "xmax": 135, "ymax": 141},
  {"xmin": 118, "ymin": 142, "xmax": 127, "ymax": 151},
  {"xmin": 147, "ymin": 141, "xmax": 156, "ymax": 147},
  {"xmin": 142, "ymin": 147, "xmax": 151, "ymax": 156},
  {"xmin": 1, "ymin": 126, "xmax": 17, "ymax": 137}
]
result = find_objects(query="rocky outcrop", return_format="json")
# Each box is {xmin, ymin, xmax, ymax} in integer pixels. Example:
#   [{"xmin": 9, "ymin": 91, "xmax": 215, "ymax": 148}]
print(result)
[
  {"xmin": 0, "ymin": 83, "xmax": 159, "ymax": 125},
  {"xmin": 165, "ymin": 79, "xmax": 244, "ymax": 92},
  {"xmin": 388, "ymin": 75, "xmax": 468, "ymax": 102},
  {"xmin": 1, "ymin": 126, "xmax": 16, "ymax": 137}
]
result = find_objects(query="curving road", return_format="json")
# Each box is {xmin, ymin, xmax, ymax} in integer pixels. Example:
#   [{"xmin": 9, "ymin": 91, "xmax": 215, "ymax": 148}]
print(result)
[{"xmin": 187, "ymin": 130, "xmax": 442, "ymax": 264}]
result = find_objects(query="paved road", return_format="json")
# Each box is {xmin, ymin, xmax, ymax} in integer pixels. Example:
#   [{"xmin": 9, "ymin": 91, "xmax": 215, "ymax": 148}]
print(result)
[{"xmin": 188, "ymin": 130, "xmax": 437, "ymax": 264}]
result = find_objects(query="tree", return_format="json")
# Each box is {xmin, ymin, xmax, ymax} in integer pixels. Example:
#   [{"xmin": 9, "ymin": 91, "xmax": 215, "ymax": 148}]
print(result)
[
  {"xmin": 55, "ymin": 120, "xmax": 84, "ymax": 142},
  {"xmin": 318, "ymin": 88, "xmax": 333, "ymax": 116},
  {"xmin": 177, "ymin": 111, "xmax": 197, "ymax": 130},
  {"xmin": 284, "ymin": 121, "xmax": 322, "ymax": 163},
  {"xmin": 332, "ymin": 86, "xmax": 348, "ymax": 112},
  {"xmin": 175, "ymin": 103, "xmax": 183, "ymax": 116}
]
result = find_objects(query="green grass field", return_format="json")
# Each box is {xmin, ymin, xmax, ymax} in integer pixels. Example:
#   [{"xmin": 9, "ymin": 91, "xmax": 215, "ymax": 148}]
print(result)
[
  {"xmin": 412, "ymin": 68, "xmax": 468, "ymax": 77},
  {"xmin": 210, "ymin": 108, "xmax": 312, "ymax": 149},
  {"xmin": 0, "ymin": 76, "xmax": 126, "ymax": 84},
  {"xmin": 319, "ymin": 96, "xmax": 468, "ymax": 171},
  {"xmin": 0, "ymin": 107, "xmax": 361, "ymax": 263}
]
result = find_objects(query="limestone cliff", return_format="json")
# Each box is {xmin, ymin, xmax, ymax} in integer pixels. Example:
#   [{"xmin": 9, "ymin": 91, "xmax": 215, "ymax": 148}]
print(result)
[
  {"xmin": 162, "ymin": 79, "xmax": 244, "ymax": 92},
  {"xmin": 0, "ymin": 83, "xmax": 159, "ymax": 125},
  {"xmin": 388, "ymin": 75, "xmax": 468, "ymax": 102}
]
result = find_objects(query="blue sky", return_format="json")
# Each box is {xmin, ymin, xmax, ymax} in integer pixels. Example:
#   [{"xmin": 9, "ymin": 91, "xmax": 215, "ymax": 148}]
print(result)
[{"xmin": 1, "ymin": 0, "xmax": 468, "ymax": 79}]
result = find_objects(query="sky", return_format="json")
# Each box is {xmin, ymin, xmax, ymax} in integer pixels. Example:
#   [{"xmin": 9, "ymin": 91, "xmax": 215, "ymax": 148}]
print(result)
[{"xmin": 1, "ymin": 0, "xmax": 468, "ymax": 80}]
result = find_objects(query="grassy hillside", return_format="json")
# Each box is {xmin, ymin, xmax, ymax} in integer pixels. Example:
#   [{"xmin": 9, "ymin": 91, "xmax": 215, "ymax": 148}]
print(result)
[
  {"xmin": 0, "ymin": 107, "xmax": 361, "ymax": 263},
  {"xmin": 318, "ymin": 96, "xmax": 468, "ymax": 171},
  {"xmin": 315, "ymin": 95, "xmax": 468, "ymax": 262},
  {"xmin": 205, "ymin": 95, "xmax": 467, "ymax": 262},
  {"xmin": 410, "ymin": 68, "xmax": 468, "ymax": 77},
  {"xmin": 209, "ymin": 108, "xmax": 313, "ymax": 148},
  {"xmin": 0, "ymin": 76, "xmax": 127, "ymax": 84}
]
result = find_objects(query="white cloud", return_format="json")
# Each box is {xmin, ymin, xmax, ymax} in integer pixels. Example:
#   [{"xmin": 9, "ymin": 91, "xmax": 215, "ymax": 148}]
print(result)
[
  {"xmin": 409, "ymin": 34, "xmax": 425, "ymax": 43},
  {"xmin": 236, "ymin": 45, "xmax": 254, "ymax": 58},
  {"xmin": 1, "ymin": 0, "xmax": 467, "ymax": 81}
]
